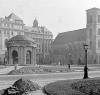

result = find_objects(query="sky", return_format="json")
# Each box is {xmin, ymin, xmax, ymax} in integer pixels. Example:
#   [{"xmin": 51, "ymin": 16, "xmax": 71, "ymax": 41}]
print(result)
[{"xmin": 0, "ymin": 0, "xmax": 100, "ymax": 38}]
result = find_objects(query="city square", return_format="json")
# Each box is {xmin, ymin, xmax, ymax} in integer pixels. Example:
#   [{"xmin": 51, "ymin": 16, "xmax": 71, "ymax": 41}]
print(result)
[{"xmin": 0, "ymin": 0, "xmax": 100, "ymax": 95}]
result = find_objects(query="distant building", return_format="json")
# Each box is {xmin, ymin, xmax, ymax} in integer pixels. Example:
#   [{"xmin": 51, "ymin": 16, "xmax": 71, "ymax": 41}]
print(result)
[
  {"xmin": 0, "ymin": 13, "xmax": 53, "ymax": 64},
  {"xmin": 24, "ymin": 18, "xmax": 53, "ymax": 59},
  {"xmin": 52, "ymin": 8, "xmax": 100, "ymax": 64},
  {"xmin": 0, "ymin": 13, "xmax": 24, "ymax": 55}
]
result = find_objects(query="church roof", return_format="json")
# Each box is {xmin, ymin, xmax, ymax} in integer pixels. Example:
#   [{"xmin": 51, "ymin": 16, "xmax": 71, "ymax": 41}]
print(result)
[
  {"xmin": 86, "ymin": 7, "xmax": 100, "ymax": 12},
  {"xmin": 53, "ymin": 28, "xmax": 86, "ymax": 46},
  {"xmin": 7, "ymin": 13, "xmax": 22, "ymax": 21},
  {"xmin": 7, "ymin": 35, "xmax": 37, "ymax": 47}
]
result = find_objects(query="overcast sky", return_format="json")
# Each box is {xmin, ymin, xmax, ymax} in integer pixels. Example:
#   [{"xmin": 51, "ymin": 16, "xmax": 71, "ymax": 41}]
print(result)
[{"xmin": 0, "ymin": 0, "xmax": 99, "ymax": 38}]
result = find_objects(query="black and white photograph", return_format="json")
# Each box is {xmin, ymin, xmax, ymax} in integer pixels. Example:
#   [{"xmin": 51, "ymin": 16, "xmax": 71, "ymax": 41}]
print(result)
[{"xmin": 0, "ymin": 0, "xmax": 100, "ymax": 95}]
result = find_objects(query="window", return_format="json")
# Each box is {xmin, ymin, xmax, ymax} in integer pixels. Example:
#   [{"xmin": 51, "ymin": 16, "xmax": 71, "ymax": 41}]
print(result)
[
  {"xmin": 15, "ymin": 20, "xmax": 22, "ymax": 24},
  {"xmin": 89, "ymin": 16, "xmax": 93, "ymax": 24},
  {"xmin": 98, "ymin": 40, "xmax": 100, "ymax": 48},
  {"xmin": 98, "ymin": 15, "xmax": 100, "ymax": 23},
  {"xmin": 89, "ymin": 29, "xmax": 92, "ymax": 38},
  {"xmin": 98, "ymin": 29, "xmax": 100, "ymax": 35}
]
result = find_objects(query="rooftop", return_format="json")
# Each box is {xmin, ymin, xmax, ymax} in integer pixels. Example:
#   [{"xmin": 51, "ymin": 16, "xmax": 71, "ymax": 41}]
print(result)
[
  {"xmin": 7, "ymin": 35, "xmax": 37, "ymax": 47},
  {"xmin": 7, "ymin": 13, "xmax": 22, "ymax": 21},
  {"xmin": 53, "ymin": 28, "xmax": 86, "ymax": 46}
]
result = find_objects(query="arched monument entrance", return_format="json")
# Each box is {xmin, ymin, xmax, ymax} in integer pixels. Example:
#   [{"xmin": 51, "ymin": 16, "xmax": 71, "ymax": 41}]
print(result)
[
  {"xmin": 26, "ymin": 50, "xmax": 31, "ymax": 64},
  {"xmin": 7, "ymin": 35, "xmax": 37, "ymax": 65},
  {"xmin": 12, "ymin": 50, "xmax": 18, "ymax": 64}
]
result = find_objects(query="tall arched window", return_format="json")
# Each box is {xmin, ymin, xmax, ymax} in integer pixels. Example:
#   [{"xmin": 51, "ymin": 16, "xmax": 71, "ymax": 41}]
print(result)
[{"xmin": 89, "ymin": 29, "xmax": 92, "ymax": 48}]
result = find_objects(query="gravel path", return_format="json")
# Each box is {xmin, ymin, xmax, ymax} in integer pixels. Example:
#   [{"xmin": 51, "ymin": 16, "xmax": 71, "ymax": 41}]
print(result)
[{"xmin": 0, "ymin": 66, "xmax": 23, "ymax": 74}]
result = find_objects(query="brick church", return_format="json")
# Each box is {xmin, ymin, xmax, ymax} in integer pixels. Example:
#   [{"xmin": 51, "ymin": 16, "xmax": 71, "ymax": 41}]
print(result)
[{"xmin": 52, "ymin": 8, "xmax": 100, "ymax": 64}]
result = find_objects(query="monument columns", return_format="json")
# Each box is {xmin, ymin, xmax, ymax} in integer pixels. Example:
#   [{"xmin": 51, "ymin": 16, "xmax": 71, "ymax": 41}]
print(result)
[
  {"xmin": 9, "ymin": 47, "xmax": 12, "ymax": 65},
  {"xmin": 6, "ymin": 35, "xmax": 37, "ymax": 66},
  {"xmin": 23, "ymin": 47, "xmax": 26, "ymax": 65}
]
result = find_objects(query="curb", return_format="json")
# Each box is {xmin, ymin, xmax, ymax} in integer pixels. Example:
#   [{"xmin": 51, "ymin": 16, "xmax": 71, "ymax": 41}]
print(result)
[{"xmin": 43, "ymin": 86, "xmax": 51, "ymax": 95}]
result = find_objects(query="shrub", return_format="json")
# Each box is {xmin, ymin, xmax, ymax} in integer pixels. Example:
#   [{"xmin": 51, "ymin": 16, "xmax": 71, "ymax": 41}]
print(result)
[
  {"xmin": 8, "ymin": 66, "xmax": 45, "ymax": 75},
  {"xmin": 71, "ymin": 78, "xmax": 100, "ymax": 95},
  {"xmin": 0, "ymin": 79, "xmax": 40, "ymax": 95},
  {"xmin": 44, "ymin": 78, "xmax": 100, "ymax": 95},
  {"xmin": 44, "ymin": 80, "xmax": 86, "ymax": 95},
  {"xmin": 13, "ymin": 78, "xmax": 40, "ymax": 94},
  {"xmin": 8, "ymin": 70, "xmax": 21, "ymax": 75}
]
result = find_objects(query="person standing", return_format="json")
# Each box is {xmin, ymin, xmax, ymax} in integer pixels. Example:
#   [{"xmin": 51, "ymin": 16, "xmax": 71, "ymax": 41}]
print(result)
[{"xmin": 68, "ymin": 63, "xmax": 70, "ymax": 69}]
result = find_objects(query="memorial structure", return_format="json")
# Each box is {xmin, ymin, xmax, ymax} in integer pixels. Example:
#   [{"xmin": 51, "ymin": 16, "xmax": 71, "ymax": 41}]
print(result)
[{"xmin": 7, "ymin": 35, "xmax": 37, "ymax": 65}]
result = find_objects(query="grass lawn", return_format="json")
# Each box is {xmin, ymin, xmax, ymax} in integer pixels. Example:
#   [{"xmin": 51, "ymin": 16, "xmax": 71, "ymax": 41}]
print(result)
[
  {"xmin": 7, "ymin": 64, "xmax": 100, "ymax": 75},
  {"xmin": 43, "ymin": 78, "xmax": 100, "ymax": 95},
  {"xmin": 8, "ymin": 66, "xmax": 74, "ymax": 75}
]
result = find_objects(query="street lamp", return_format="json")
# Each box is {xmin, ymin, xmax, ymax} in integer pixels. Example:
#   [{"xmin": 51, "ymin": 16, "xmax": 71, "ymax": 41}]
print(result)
[{"xmin": 83, "ymin": 43, "xmax": 89, "ymax": 79}]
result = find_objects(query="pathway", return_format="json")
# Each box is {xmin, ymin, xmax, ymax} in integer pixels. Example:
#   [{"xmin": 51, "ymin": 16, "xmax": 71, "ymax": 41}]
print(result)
[{"xmin": 0, "ymin": 66, "xmax": 23, "ymax": 74}]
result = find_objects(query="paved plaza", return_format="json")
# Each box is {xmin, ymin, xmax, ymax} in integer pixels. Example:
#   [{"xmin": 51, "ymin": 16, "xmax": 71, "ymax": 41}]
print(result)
[
  {"xmin": 0, "ymin": 65, "xmax": 100, "ymax": 95},
  {"xmin": 0, "ymin": 66, "xmax": 23, "ymax": 74}
]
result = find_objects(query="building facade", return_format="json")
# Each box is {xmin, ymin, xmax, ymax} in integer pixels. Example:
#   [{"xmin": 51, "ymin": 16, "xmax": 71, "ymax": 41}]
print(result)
[
  {"xmin": 24, "ymin": 19, "xmax": 53, "ymax": 58},
  {"xmin": 0, "ymin": 13, "xmax": 24, "ymax": 55},
  {"xmin": 86, "ymin": 8, "xmax": 100, "ymax": 64},
  {"xmin": 0, "ymin": 13, "xmax": 53, "ymax": 63},
  {"xmin": 52, "ymin": 7, "xmax": 100, "ymax": 64}
]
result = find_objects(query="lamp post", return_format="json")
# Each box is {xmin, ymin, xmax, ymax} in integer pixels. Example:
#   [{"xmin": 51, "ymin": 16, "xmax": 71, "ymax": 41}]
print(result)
[{"xmin": 83, "ymin": 43, "xmax": 88, "ymax": 79}]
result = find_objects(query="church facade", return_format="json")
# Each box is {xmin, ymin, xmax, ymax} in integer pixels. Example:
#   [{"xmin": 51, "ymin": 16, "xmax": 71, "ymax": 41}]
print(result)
[
  {"xmin": 52, "ymin": 8, "xmax": 100, "ymax": 64},
  {"xmin": 0, "ymin": 13, "xmax": 53, "ymax": 64}
]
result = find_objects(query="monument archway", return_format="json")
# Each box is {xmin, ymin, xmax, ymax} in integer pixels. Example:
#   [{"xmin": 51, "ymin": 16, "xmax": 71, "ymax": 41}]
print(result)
[
  {"xmin": 12, "ymin": 50, "xmax": 18, "ymax": 64},
  {"xmin": 7, "ymin": 35, "xmax": 37, "ymax": 65}
]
